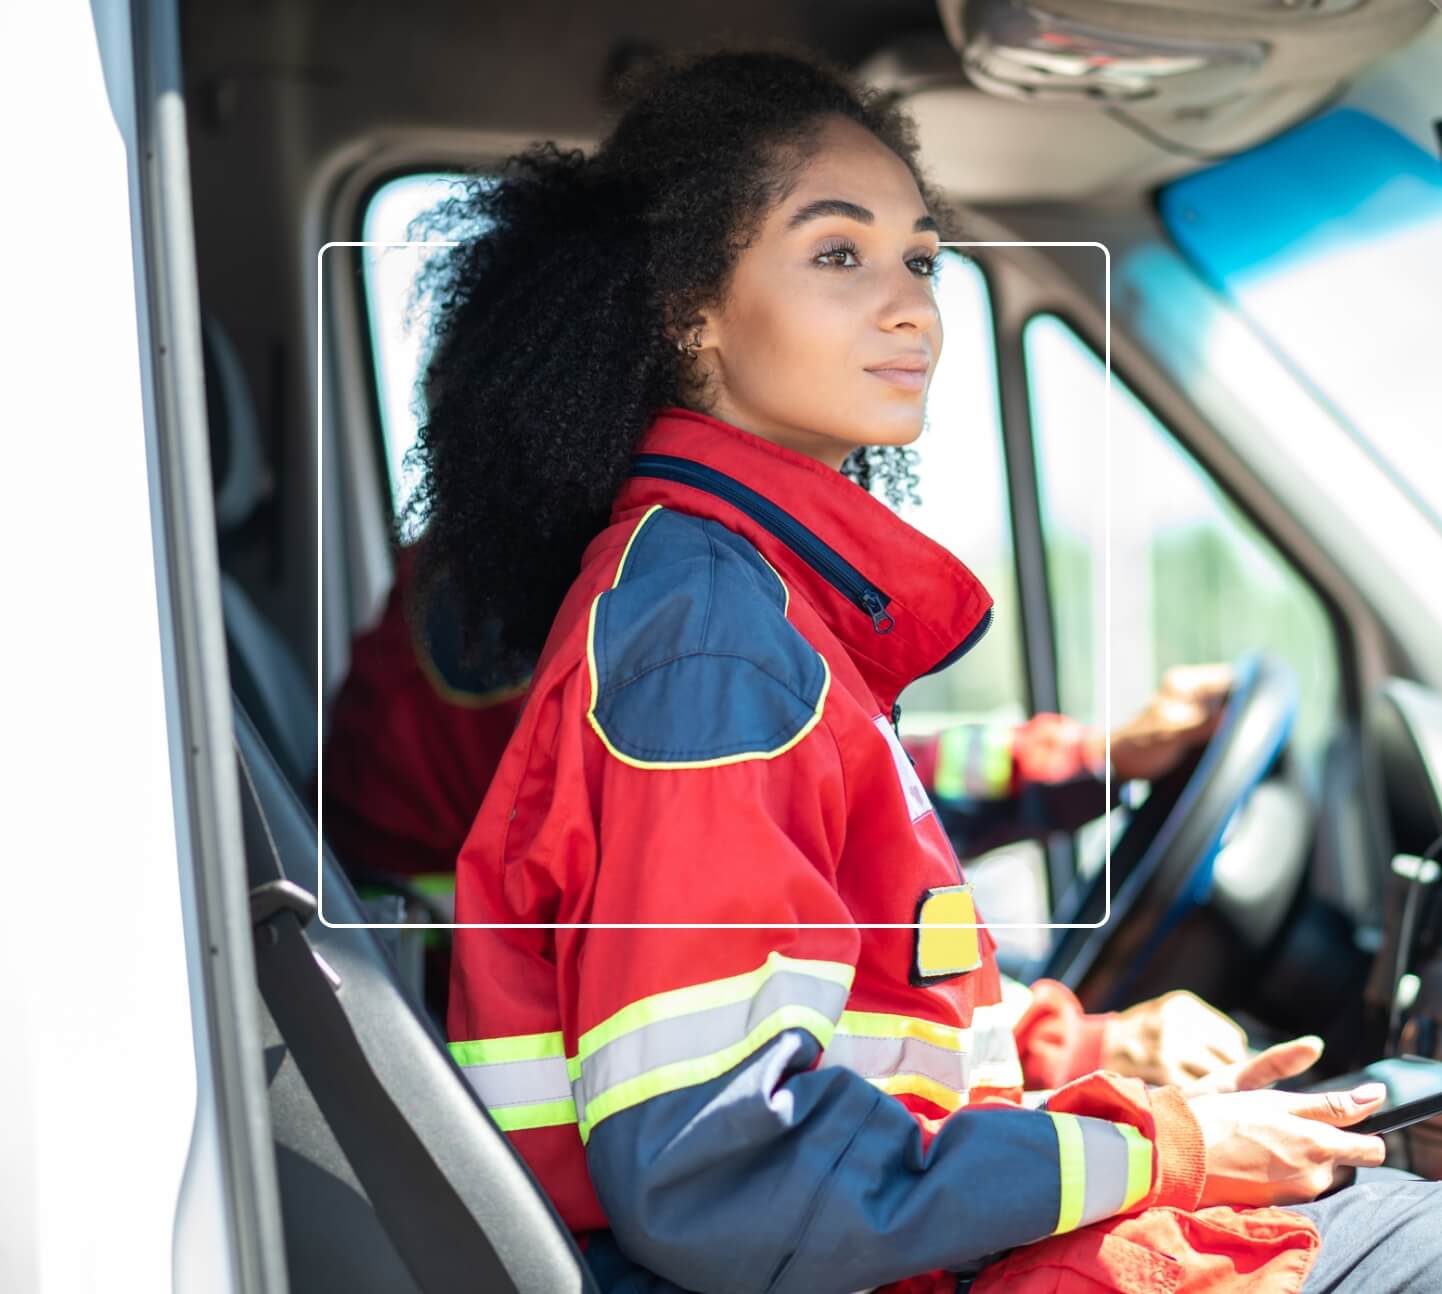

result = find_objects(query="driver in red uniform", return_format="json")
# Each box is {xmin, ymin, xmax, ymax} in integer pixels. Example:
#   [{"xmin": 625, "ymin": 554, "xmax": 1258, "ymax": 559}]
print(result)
[{"xmin": 323, "ymin": 537, "xmax": 1247, "ymax": 1090}]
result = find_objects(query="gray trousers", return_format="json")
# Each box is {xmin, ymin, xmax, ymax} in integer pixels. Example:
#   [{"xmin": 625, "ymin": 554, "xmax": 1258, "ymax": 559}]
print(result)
[{"xmin": 1287, "ymin": 1167, "xmax": 1442, "ymax": 1293}]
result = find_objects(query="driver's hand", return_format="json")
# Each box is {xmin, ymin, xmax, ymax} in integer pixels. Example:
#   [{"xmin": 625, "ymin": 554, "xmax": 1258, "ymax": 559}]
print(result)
[
  {"xmin": 1190, "ymin": 1083, "xmax": 1387, "ymax": 1207},
  {"xmin": 1181, "ymin": 1034, "xmax": 1325, "ymax": 1097},
  {"xmin": 1102, "ymin": 661, "xmax": 1235, "ymax": 783},
  {"xmin": 1100, "ymin": 988, "xmax": 1248, "ymax": 1086}
]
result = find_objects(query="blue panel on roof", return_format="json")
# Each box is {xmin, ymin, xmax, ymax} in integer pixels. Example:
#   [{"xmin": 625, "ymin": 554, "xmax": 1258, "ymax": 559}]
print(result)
[{"xmin": 1160, "ymin": 108, "xmax": 1442, "ymax": 285}]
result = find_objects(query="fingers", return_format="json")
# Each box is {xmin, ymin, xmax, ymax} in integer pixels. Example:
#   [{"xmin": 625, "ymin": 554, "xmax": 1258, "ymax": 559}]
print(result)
[
  {"xmin": 1286, "ymin": 1082, "xmax": 1388, "ymax": 1128},
  {"xmin": 1170, "ymin": 992, "xmax": 1248, "ymax": 1065},
  {"xmin": 1329, "ymin": 1131, "xmax": 1388, "ymax": 1168},
  {"xmin": 1233, "ymin": 1037, "xmax": 1325, "ymax": 1091},
  {"xmin": 1161, "ymin": 663, "xmax": 1234, "ymax": 706}
]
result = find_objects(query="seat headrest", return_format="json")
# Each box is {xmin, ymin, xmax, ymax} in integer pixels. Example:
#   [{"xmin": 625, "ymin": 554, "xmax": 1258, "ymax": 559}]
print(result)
[{"xmin": 202, "ymin": 314, "xmax": 270, "ymax": 532}]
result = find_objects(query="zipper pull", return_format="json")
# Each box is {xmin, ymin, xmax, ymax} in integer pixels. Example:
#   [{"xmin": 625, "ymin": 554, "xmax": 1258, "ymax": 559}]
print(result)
[
  {"xmin": 860, "ymin": 589, "xmax": 895, "ymax": 635},
  {"xmin": 891, "ymin": 701, "xmax": 917, "ymax": 765}
]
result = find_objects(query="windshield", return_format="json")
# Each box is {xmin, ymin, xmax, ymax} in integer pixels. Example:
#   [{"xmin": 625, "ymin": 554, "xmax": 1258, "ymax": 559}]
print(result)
[{"xmin": 1159, "ymin": 108, "xmax": 1442, "ymax": 526}]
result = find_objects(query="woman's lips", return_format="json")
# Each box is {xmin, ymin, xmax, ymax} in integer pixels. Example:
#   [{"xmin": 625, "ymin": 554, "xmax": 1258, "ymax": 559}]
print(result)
[{"xmin": 865, "ymin": 366, "xmax": 927, "ymax": 392}]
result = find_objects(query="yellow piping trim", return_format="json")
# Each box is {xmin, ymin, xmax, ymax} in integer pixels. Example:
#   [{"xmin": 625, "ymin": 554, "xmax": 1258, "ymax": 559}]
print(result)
[
  {"xmin": 585, "ymin": 530, "xmax": 836, "ymax": 761},
  {"xmin": 416, "ymin": 652, "xmax": 531, "ymax": 711},
  {"xmin": 755, "ymin": 550, "xmax": 790, "ymax": 618},
  {"xmin": 612, "ymin": 504, "xmax": 664, "ymax": 588}
]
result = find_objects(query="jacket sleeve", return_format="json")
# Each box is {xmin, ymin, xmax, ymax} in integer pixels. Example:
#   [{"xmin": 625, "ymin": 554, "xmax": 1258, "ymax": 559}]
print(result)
[
  {"xmin": 1005, "ymin": 974, "xmax": 1119, "ymax": 1090},
  {"xmin": 904, "ymin": 713, "xmax": 1124, "ymax": 858},
  {"xmin": 573, "ymin": 695, "xmax": 1198, "ymax": 1294}
]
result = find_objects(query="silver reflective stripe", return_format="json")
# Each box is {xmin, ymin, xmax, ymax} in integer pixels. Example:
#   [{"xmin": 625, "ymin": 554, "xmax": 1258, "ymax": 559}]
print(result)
[
  {"xmin": 964, "ymin": 726, "xmax": 984, "ymax": 797},
  {"xmin": 969, "ymin": 1003, "xmax": 1024, "ymax": 1087},
  {"xmin": 459, "ymin": 1054, "xmax": 573, "ymax": 1110},
  {"xmin": 820, "ymin": 1032, "xmax": 967, "ymax": 1094},
  {"xmin": 573, "ymin": 970, "xmax": 850, "ymax": 1123},
  {"xmin": 1077, "ymin": 1117, "xmax": 1137, "ymax": 1227}
]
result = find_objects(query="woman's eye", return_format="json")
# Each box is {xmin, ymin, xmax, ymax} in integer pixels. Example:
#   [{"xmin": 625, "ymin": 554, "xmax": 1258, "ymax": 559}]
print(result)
[
  {"xmin": 816, "ymin": 244, "xmax": 861, "ymax": 268},
  {"xmin": 909, "ymin": 254, "xmax": 939, "ymax": 278}
]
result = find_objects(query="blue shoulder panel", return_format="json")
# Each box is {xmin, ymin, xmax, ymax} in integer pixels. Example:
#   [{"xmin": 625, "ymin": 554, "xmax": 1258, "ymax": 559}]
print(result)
[{"xmin": 588, "ymin": 507, "xmax": 828, "ymax": 766}]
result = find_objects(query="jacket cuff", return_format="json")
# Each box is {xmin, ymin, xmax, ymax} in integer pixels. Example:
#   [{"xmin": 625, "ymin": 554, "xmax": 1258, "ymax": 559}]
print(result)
[
  {"xmin": 1146, "ymin": 1084, "xmax": 1207, "ymax": 1211},
  {"xmin": 1014, "ymin": 978, "xmax": 1117, "ymax": 1089},
  {"xmin": 1067, "ymin": 1009, "xmax": 1114, "ymax": 1081}
]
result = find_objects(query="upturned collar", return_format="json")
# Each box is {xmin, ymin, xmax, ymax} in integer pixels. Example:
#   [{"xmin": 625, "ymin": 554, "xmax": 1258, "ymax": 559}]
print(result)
[{"xmin": 609, "ymin": 406, "xmax": 994, "ymax": 710}]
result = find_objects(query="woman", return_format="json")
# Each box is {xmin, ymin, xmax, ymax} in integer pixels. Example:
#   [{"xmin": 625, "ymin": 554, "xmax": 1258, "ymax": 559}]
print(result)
[{"xmin": 411, "ymin": 44, "xmax": 1431, "ymax": 1294}]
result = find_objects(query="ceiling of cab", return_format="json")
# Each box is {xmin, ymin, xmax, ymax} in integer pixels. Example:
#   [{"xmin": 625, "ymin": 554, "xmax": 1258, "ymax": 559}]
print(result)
[
  {"xmin": 179, "ymin": 0, "xmax": 1437, "ymax": 232},
  {"xmin": 865, "ymin": 0, "xmax": 1437, "ymax": 203}
]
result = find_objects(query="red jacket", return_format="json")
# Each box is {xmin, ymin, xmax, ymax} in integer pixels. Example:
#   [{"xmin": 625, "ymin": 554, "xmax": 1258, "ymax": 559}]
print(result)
[
  {"xmin": 323, "ymin": 537, "xmax": 1124, "ymax": 1089},
  {"xmin": 444, "ymin": 407, "xmax": 1320, "ymax": 1293}
]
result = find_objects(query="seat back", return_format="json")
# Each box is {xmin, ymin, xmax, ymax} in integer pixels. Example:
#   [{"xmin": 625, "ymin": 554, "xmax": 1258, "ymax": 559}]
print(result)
[
  {"xmin": 204, "ymin": 312, "xmax": 316, "ymax": 790},
  {"xmin": 233, "ymin": 698, "xmax": 596, "ymax": 1294}
]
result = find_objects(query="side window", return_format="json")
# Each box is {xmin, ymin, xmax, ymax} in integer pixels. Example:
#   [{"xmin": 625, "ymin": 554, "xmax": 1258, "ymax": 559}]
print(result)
[
  {"xmin": 1026, "ymin": 314, "xmax": 1340, "ymax": 871},
  {"xmin": 892, "ymin": 254, "xmax": 1046, "ymax": 944},
  {"xmin": 360, "ymin": 171, "xmax": 477, "ymax": 530},
  {"xmin": 894, "ymin": 253, "xmax": 1027, "ymax": 727}
]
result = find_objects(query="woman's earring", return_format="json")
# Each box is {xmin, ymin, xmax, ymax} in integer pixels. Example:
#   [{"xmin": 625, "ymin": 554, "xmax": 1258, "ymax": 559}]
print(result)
[{"xmin": 676, "ymin": 327, "xmax": 703, "ymax": 357}]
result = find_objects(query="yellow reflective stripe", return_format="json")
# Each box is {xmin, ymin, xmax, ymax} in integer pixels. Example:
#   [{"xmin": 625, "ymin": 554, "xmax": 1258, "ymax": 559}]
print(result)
[
  {"xmin": 1049, "ymin": 1112, "xmax": 1087, "ymax": 1235},
  {"xmin": 932, "ymin": 727, "xmax": 969, "ymax": 800},
  {"xmin": 448, "ymin": 1031, "xmax": 564, "ymax": 1066},
  {"xmin": 488, "ymin": 1097, "xmax": 578, "ymax": 1133},
  {"xmin": 870, "ymin": 1072, "xmax": 968, "ymax": 1112},
  {"xmin": 410, "ymin": 872, "xmax": 458, "ymax": 899},
  {"xmin": 577, "ymin": 1002, "xmax": 837, "ymax": 1143},
  {"xmin": 834, "ymin": 1009, "xmax": 969, "ymax": 1052},
  {"xmin": 574, "ymin": 952, "xmax": 855, "ymax": 1065},
  {"xmin": 979, "ymin": 724, "xmax": 1014, "ymax": 797},
  {"xmin": 1119, "ymin": 1123, "xmax": 1154, "ymax": 1212}
]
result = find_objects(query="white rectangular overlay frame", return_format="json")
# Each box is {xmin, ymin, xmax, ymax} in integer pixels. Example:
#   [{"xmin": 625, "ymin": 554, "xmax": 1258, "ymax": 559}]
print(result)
[{"xmin": 315, "ymin": 239, "xmax": 1112, "ymax": 931}]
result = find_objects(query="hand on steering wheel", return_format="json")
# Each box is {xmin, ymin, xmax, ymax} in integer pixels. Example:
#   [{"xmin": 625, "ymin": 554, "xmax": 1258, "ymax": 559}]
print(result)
[{"xmin": 1102, "ymin": 662, "xmax": 1235, "ymax": 784}]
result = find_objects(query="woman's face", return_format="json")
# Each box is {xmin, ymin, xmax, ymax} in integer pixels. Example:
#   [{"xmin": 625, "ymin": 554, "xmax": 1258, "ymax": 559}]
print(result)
[{"xmin": 691, "ymin": 113, "xmax": 944, "ymax": 470}]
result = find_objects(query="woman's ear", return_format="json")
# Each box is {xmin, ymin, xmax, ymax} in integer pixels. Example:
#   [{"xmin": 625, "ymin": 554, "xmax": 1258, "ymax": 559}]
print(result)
[{"xmin": 668, "ymin": 310, "xmax": 711, "ymax": 358}]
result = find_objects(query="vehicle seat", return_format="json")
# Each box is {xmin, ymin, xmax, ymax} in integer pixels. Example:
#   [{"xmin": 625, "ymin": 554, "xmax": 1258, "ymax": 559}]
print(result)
[
  {"xmin": 204, "ymin": 313, "xmax": 316, "ymax": 791},
  {"xmin": 233, "ymin": 696, "xmax": 597, "ymax": 1293}
]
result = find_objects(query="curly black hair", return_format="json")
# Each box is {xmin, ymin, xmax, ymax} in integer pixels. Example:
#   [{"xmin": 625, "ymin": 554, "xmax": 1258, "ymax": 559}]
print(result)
[{"xmin": 404, "ymin": 42, "xmax": 958, "ymax": 669}]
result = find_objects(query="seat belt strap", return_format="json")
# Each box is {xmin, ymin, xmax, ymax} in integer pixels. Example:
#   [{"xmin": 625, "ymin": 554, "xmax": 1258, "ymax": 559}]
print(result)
[{"xmin": 238, "ymin": 739, "xmax": 519, "ymax": 1294}]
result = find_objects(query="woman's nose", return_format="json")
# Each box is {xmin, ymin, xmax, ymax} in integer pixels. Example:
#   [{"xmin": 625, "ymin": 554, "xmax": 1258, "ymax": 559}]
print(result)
[{"xmin": 879, "ymin": 266, "xmax": 940, "ymax": 333}]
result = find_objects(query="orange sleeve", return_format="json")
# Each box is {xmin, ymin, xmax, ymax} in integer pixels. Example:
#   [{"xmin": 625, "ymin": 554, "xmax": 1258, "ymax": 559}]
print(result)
[
  {"xmin": 1013, "ymin": 977, "xmax": 1117, "ymax": 1090},
  {"xmin": 1045, "ymin": 1069, "xmax": 1207, "ymax": 1213}
]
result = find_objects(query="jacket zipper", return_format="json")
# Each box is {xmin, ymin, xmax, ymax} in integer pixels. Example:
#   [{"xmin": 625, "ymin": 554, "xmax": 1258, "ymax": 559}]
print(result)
[
  {"xmin": 924, "ymin": 604, "xmax": 994, "ymax": 676},
  {"xmin": 630, "ymin": 454, "xmax": 896, "ymax": 633}
]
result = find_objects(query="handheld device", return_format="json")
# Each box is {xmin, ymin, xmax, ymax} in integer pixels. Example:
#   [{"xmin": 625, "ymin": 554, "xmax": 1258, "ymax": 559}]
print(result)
[{"xmin": 1350, "ymin": 1089, "xmax": 1442, "ymax": 1137}]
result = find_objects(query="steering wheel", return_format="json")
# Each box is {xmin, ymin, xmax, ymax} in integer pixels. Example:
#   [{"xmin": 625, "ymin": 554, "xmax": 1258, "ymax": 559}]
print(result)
[{"xmin": 1037, "ymin": 650, "xmax": 1299, "ymax": 1012}]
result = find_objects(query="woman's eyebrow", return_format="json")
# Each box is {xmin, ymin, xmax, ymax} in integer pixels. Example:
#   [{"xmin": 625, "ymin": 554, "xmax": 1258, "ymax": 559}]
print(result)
[{"xmin": 786, "ymin": 198, "xmax": 937, "ymax": 233}]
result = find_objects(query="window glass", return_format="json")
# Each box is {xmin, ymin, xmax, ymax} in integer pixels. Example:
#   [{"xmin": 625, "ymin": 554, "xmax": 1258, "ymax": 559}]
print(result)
[
  {"xmin": 1026, "ymin": 314, "xmax": 1340, "ymax": 872},
  {"xmin": 892, "ymin": 253, "xmax": 1027, "ymax": 730},
  {"xmin": 889, "ymin": 254, "xmax": 1045, "ymax": 948},
  {"xmin": 1159, "ymin": 110, "xmax": 1442, "ymax": 526},
  {"xmin": 360, "ymin": 171, "xmax": 480, "ymax": 528}
]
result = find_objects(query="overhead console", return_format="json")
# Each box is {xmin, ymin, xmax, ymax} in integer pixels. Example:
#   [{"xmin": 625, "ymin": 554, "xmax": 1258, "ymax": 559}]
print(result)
[{"xmin": 856, "ymin": 0, "xmax": 1437, "ymax": 201}]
